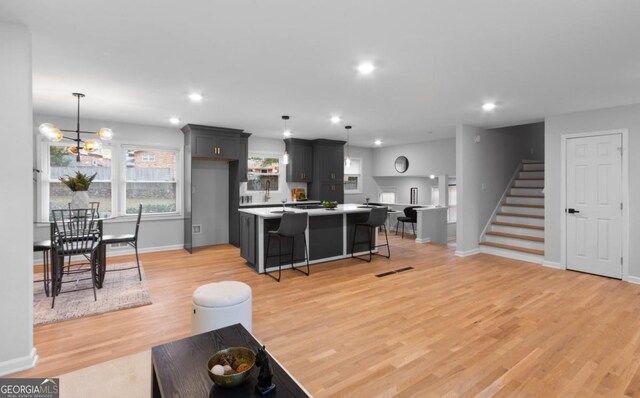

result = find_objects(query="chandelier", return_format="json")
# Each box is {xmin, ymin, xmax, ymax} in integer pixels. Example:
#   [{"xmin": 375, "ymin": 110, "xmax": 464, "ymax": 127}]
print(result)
[{"xmin": 39, "ymin": 93, "xmax": 113, "ymax": 161}]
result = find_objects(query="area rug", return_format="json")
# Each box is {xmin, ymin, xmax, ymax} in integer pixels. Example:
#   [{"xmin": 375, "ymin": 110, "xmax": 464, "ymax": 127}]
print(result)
[{"xmin": 33, "ymin": 262, "xmax": 152, "ymax": 326}]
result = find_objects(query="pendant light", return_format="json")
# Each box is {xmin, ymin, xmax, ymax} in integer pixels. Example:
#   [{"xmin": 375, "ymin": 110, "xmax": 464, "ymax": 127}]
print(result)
[
  {"xmin": 39, "ymin": 93, "xmax": 113, "ymax": 161},
  {"xmin": 282, "ymin": 115, "xmax": 290, "ymax": 165},
  {"xmin": 344, "ymin": 125, "xmax": 352, "ymax": 168}
]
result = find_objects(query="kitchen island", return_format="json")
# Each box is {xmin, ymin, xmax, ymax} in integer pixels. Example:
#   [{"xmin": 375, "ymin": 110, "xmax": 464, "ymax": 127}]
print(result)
[{"xmin": 238, "ymin": 204, "xmax": 381, "ymax": 273}]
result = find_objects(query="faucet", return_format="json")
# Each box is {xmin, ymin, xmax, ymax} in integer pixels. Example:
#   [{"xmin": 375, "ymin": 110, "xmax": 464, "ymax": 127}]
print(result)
[{"xmin": 264, "ymin": 179, "xmax": 271, "ymax": 202}]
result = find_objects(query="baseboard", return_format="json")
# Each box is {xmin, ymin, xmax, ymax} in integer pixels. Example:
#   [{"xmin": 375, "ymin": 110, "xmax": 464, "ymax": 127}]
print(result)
[
  {"xmin": 447, "ymin": 236, "xmax": 457, "ymax": 241},
  {"xmin": 455, "ymin": 248, "xmax": 480, "ymax": 257},
  {"xmin": 414, "ymin": 237, "xmax": 431, "ymax": 244},
  {"xmin": 542, "ymin": 260, "xmax": 563, "ymax": 270},
  {"xmin": 626, "ymin": 275, "xmax": 640, "ymax": 285},
  {"xmin": 33, "ymin": 244, "xmax": 185, "ymax": 265},
  {"xmin": 0, "ymin": 347, "xmax": 38, "ymax": 377}
]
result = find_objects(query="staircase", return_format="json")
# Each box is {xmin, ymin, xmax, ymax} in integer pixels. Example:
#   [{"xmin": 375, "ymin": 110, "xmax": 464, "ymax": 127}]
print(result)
[{"xmin": 480, "ymin": 160, "xmax": 545, "ymax": 263}]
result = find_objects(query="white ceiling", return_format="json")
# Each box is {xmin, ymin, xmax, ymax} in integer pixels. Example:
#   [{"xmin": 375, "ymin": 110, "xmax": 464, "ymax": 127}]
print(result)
[{"xmin": 1, "ymin": 1, "xmax": 639, "ymax": 147}]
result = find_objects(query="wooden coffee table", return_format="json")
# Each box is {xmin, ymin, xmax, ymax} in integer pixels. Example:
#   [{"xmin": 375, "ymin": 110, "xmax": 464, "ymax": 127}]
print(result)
[{"xmin": 151, "ymin": 323, "xmax": 311, "ymax": 397}]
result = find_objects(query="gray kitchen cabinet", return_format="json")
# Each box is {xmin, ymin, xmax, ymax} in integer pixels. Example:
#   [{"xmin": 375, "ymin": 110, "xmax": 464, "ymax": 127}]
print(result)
[
  {"xmin": 239, "ymin": 212, "xmax": 256, "ymax": 265},
  {"xmin": 284, "ymin": 138, "xmax": 313, "ymax": 182},
  {"xmin": 181, "ymin": 124, "xmax": 251, "ymax": 253},
  {"xmin": 308, "ymin": 139, "xmax": 346, "ymax": 203},
  {"xmin": 194, "ymin": 131, "xmax": 239, "ymax": 160}
]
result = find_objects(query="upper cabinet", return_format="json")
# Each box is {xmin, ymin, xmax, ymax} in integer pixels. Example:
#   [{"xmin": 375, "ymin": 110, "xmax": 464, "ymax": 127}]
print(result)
[
  {"xmin": 314, "ymin": 140, "xmax": 345, "ymax": 183},
  {"xmin": 193, "ymin": 131, "xmax": 239, "ymax": 160},
  {"xmin": 284, "ymin": 138, "xmax": 313, "ymax": 182}
]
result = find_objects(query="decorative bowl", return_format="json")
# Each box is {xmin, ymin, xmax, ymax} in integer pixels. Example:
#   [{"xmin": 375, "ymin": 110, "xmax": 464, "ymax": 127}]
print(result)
[
  {"xmin": 207, "ymin": 347, "xmax": 256, "ymax": 388},
  {"xmin": 322, "ymin": 201, "xmax": 338, "ymax": 209}
]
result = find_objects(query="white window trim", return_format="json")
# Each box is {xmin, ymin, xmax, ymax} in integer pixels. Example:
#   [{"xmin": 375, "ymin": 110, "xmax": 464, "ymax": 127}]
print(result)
[
  {"xmin": 37, "ymin": 139, "xmax": 183, "ymax": 221},
  {"xmin": 120, "ymin": 144, "xmax": 183, "ymax": 218},
  {"xmin": 344, "ymin": 157, "xmax": 363, "ymax": 194},
  {"xmin": 245, "ymin": 151, "xmax": 284, "ymax": 193}
]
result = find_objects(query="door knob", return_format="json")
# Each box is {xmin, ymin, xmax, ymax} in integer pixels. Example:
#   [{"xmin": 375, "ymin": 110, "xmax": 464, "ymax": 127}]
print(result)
[{"xmin": 567, "ymin": 208, "xmax": 580, "ymax": 214}]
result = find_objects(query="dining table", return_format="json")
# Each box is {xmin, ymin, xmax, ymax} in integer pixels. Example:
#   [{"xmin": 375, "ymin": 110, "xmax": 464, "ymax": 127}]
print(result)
[{"xmin": 34, "ymin": 215, "xmax": 120, "ymax": 293}]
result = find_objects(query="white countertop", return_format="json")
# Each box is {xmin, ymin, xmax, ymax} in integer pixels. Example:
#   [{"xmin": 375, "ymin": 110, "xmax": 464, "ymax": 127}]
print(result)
[
  {"xmin": 239, "ymin": 200, "xmax": 321, "ymax": 208},
  {"xmin": 239, "ymin": 203, "xmax": 378, "ymax": 218},
  {"xmin": 415, "ymin": 206, "xmax": 448, "ymax": 211}
]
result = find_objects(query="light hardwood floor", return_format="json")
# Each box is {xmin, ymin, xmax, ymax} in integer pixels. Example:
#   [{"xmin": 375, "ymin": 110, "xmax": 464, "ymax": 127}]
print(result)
[{"xmin": 14, "ymin": 234, "xmax": 640, "ymax": 397}]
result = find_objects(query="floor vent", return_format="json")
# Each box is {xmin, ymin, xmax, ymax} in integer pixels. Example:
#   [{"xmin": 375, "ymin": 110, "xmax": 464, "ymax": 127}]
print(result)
[{"xmin": 375, "ymin": 267, "xmax": 415, "ymax": 278}]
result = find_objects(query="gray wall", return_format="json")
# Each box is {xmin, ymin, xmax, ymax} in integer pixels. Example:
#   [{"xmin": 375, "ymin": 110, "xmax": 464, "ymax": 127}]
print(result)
[
  {"xmin": 33, "ymin": 114, "xmax": 185, "ymax": 257},
  {"xmin": 192, "ymin": 159, "xmax": 229, "ymax": 247},
  {"xmin": 373, "ymin": 176, "xmax": 438, "ymax": 205},
  {"xmin": 0, "ymin": 22, "xmax": 35, "ymax": 375},
  {"xmin": 372, "ymin": 138, "xmax": 456, "ymax": 177},
  {"xmin": 344, "ymin": 146, "xmax": 379, "ymax": 204},
  {"xmin": 544, "ymin": 103, "xmax": 640, "ymax": 277},
  {"xmin": 456, "ymin": 122, "xmax": 544, "ymax": 254}
]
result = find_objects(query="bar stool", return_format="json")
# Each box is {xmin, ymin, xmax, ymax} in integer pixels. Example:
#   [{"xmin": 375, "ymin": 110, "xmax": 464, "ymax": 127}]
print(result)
[
  {"xmin": 265, "ymin": 212, "xmax": 310, "ymax": 282},
  {"xmin": 33, "ymin": 240, "xmax": 51, "ymax": 297},
  {"xmin": 352, "ymin": 207, "xmax": 391, "ymax": 262}
]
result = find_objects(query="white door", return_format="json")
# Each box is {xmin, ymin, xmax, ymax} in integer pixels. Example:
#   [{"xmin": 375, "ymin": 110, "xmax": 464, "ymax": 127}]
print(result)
[{"xmin": 566, "ymin": 133, "xmax": 622, "ymax": 278}]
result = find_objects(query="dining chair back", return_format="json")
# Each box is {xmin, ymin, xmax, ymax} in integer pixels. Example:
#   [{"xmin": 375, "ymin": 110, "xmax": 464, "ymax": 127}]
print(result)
[
  {"xmin": 100, "ymin": 203, "xmax": 143, "ymax": 281},
  {"xmin": 50, "ymin": 208, "xmax": 100, "ymax": 308}
]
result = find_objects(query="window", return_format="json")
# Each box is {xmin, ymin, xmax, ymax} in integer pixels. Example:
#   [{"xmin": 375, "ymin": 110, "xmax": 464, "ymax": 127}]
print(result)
[
  {"xmin": 247, "ymin": 156, "xmax": 280, "ymax": 191},
  {"xmin": 431, "ymin": 184, "xmax": 457, "ymax": 222},
  {"xmin": 125, "ymin": 148, "xmax": 178, "ymax": 214},
  {"xmin": 41, "ymin": 142, "xmax": 181, "ymax": 221},
  {"xmin": 47, "ymin": 145, "xmax": 113, "ymax": 218},
  {"xmin": 379, "ymin": 191, "xmax": 396, "ymax": 203},
  {"xmin": 344, "ymin": 158, "xmax": 362, "ymax": 193}
]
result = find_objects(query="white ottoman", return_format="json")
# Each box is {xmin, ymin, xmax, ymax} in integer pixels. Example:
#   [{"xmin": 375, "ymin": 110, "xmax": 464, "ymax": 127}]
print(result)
[{"xmin": 191, "ymin": 281, "xmax": 252, "ymax": 335}]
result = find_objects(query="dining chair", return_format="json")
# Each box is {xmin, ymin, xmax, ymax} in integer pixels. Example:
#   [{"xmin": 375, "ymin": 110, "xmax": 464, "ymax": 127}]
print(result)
[
  {"xmin": 33, "ymin": 240, "xmax": 51, "ymax": 297},
  {"xmin": 396, "ymin": 206, "xmax": 420, "ymax": 239},
  {"xmin": 50, "ymin": 208, "xmax": 101, "ymax": 308},
  {"xmin": 65, "ymin": 201, "xmax": 100, "ymax": 271},
  {"xmin": 101, "ymin": 203, "xmax": 143, "ymax": 281}
]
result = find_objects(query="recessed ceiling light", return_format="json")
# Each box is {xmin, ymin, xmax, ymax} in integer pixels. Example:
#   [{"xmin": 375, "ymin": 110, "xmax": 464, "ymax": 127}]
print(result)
[
  {"xmin": 283, "ymin": 130, "xmax": 292, "ymax": 137},
  {"xmin": 482, "ymin": 102, "xmax": 496, "ymax": 111},
  {"xmin": 169, "ymin": 117, "xmax": 180, "ymax": 125},
  {"xmin": 330, "ymin": 116, "xmax": 341, "ymax": 124},
  {"xmin": 429, "ymin": 174, "xmax": 436, "ymax": 179},
  {"xmin": 374, "ymin": 139, "xmax": 382, "ymax": 146},
  {"xmin": 357, "ymin": 62, "xmax": 376, "ymax": 75},
  {"xmin": 189, "ymin": 93, "xmax": 203, "ymax": 102}
]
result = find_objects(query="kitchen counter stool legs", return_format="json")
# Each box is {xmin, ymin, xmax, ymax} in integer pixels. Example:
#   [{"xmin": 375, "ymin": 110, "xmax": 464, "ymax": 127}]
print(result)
[
  {"xmin": 265, "ymin": 213, "xmax": 310, "ymax": 282},
  {"xmin": 352, "ymin": 207, "xmax": 391, "ymax": 262}
]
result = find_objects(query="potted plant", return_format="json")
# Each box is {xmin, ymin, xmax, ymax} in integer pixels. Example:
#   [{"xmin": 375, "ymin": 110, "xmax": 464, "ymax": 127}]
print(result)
[{"xmin": 59, "ymin": 171, "xmax": 97, "ymax": 209}]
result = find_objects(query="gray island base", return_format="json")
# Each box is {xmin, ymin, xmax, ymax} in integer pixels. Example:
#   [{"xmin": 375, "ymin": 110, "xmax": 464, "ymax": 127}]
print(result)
[{"xmin": 238, "ymin": 204, "xmax": 383, "ymax": 273}]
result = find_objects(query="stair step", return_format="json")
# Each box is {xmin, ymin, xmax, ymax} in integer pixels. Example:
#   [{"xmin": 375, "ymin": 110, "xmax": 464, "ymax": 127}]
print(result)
[
  {"xmin": 503, "ymin": 204, "xmax": 544, "ymax": 209},
  {"xmin": 480, "ymin": 241, "xmax": 544, "ymax": 256},
  {"xmin": 486, "ymin": 231, "xmax": 544, "ymax": 242},
  {"xmin": 492, "ymin": 222, "xmax": 544, "ymax": 231},
  {"xmin": 497, "ymin": 212, "xmax": 544, "ymax": 219},
  {"xmin": 507, "ymin": 194, "xmax": 544, "ymax": 199}
]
